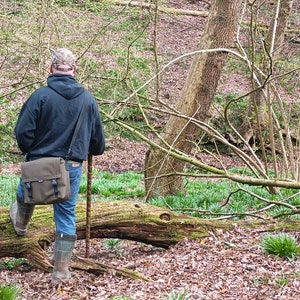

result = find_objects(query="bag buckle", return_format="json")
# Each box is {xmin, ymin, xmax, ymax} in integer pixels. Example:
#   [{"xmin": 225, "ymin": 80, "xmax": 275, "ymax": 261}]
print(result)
[
  {"xmin": 51, "ymin": 179, "xmax": 59, "ymax": 198},
  {"xmin": 25, "ymin": 182, "xmax": 33, "ymax": 200}
]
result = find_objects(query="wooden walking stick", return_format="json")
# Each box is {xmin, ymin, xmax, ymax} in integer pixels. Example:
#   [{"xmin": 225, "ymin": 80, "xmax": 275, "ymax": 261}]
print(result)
[{"xmin": 85, "ymin": 153, "xmax": 93, "ymax": 258}]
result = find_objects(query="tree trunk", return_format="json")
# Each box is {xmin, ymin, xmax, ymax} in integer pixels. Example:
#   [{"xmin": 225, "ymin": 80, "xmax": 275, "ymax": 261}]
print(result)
[
  {"xmin": 238, "ymin": 0, "xmax": 294, "ymax": 193},
  {"xmin": 1, "ymin": 201, "xmax": 300, "ymax": 278},
  {"xmin": 0, "ymin": 201, "xmax": 233, "ymax": 273},
  {"xmin": 266, "ymin": 0, "xmax": 294, "ymax": 60},
  {"xmin": 144, "ymin": 0, "xmax": 243, "ymax": 199},
  {"xmin": 240, "ymin": 0, "xmax": 294, "ymax": 149}
]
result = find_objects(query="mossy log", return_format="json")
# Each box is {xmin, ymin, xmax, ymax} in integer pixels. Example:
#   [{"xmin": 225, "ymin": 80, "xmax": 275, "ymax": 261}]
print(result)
[{"xmin": 0, "ymin": 200, "xmax": 299, "ymax": 279}]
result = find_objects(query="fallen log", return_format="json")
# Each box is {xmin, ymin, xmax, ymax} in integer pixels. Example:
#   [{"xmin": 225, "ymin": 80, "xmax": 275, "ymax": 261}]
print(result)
[
  {"xmin": 0, "ymin": 200, "xmax": 231, "ymax": 274},
  {"xmin": 109, "ymin": 0, "xmax": 209, "ymax": 17},
  {"xmin": 1, "ymin": 200, "xmax": 299, "ymax": 279}
]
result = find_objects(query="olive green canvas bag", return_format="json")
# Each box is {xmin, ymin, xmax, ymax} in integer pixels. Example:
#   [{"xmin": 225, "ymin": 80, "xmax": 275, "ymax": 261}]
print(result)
[{"xmin": 22, "ymin": 157, "xmax": 70, "ymax": 205}]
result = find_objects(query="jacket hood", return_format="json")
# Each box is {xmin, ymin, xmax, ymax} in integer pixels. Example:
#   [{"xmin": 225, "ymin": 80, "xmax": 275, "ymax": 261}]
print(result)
[{"xmin": 47, "ymin": 74, "xmax": 84, "ymax": 99}]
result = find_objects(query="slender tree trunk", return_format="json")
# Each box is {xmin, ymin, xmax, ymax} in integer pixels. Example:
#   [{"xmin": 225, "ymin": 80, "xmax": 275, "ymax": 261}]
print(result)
[
  {"xmin": 241, "ymin": 0, "xmax": 294, "ymax": 143},
  {"xmin": 240, "ymin": 0, "xmax": 294, "ymax": 186},
  {"xmin": 145, "ymin": 0, "xmax": 243, "ymax": 199},
  {"xmin": 266, "ymin": 0, "xmax": 294, "ymax": 60}
]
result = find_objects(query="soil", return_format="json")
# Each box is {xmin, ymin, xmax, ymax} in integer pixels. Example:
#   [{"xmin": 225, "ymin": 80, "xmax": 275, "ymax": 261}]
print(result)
[{"xmin": 1, "ymin": 1, "xmax": 300, "ymax": 299}]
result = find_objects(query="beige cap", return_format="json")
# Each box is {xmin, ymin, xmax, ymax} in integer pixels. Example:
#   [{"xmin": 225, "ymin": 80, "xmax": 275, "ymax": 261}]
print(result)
[{"xmin": 51, "ymin": 48, "xmax": 76, "ymax": 71}]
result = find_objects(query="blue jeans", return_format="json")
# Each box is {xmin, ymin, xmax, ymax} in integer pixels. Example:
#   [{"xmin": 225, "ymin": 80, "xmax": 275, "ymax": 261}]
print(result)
[{"xmin": 17, "ymin": 162, "xmax": 82, "ymax": 235}]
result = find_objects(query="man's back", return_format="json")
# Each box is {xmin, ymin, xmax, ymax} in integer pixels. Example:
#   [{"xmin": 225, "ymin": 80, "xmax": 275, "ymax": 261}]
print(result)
[{"xmin": 15, "ymin": 74, "xmax": 105, "ymax": 161}]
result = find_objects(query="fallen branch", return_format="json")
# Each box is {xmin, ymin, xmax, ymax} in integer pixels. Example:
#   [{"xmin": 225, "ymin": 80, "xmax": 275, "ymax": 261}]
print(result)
[
  {"xmin": 110, "ymin": 0, "xmax": 209, "ymax": 17},
  {"xmin": 110, "ymin": 0, "xmax": 300, "ymax": 35},
  {"xmin": 72, "ymin": 255, "xmax": 151, "ymax": 281}
]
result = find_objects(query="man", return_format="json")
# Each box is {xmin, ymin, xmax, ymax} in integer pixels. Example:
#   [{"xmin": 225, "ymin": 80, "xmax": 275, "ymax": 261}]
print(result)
[{"xmin": 10, "ymin": 48, "xmax": 105, "ymax": 283}]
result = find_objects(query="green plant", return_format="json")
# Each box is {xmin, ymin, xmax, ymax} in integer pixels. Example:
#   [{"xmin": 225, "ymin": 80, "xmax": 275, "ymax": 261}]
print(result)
[
  {"xmin": 149, "ymin": 177, "xmax": 300, "ymax": 219},
  {"xmin": 105, "ymin": 238, "xmax": 121, "ymax": 249},
  {"xmin": 79, "ymin": 171, "xmax": 144, "ymax": 200},
  {"xmin": 0, "ymin": 258, "xmax": 27, "ymax": 270},
  {"xmin": 104, "ymin": 239, "xmax": 124, "ymax": 257},
  {"xmin": 0, "ymin": 283, "xmax": 21, "ymax": 300},
  {"xmin": 163, "ymin": 289, "xmax": 189, "ymax": 300},
  {"xmin": 275, "ymin": 275, "xmax": 289, "ymax": 288},
  {"xmin": 0, "ymin": 174, "xmax": 19, "ymax": 207},
  {"xmin": 260, "ymin": 233, "xmax": 300, "ymax": 259},
  {"xmin": 252, "ymin": 278, "xmax": 261, "ymax": 286},
  {"xmin": 253, "ymin": 274, "xmax": 270, "ymax": 286},
  {"xmin": 0, "ymin": 96, "xmax": 20, "ymax": 163}
]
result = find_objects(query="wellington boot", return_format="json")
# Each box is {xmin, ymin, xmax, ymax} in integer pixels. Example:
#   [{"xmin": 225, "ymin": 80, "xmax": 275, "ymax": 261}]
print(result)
[
  {"xmin": 52, "ymin": 233, "xmax": 76, "ymax": 283},
  {"xmin": 9, "ymin": 201, "xmax": 35, "ymax": 236}
]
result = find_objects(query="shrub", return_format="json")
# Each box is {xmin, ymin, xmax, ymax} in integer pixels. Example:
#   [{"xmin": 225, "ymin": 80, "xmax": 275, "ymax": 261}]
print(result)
[{"xmin": 260, "ymin": 233, "xmax": 300, "ymax": 259}]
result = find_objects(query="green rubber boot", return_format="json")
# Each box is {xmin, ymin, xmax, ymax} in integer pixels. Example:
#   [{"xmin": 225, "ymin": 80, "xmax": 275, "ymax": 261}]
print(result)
[
  {"xmin": 9, "ymin": 200, "xmax": 35, "ymax": 236},
  {"xmin": 52, "ymin": 233, "xmax": 76, "ymax": 283}
]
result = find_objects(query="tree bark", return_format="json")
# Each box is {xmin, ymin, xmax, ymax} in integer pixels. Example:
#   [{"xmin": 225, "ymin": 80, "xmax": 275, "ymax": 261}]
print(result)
[
  {"xmin": 144, "ymin": 0, "xmax": 243, "ymax": 199},
  {"xmin": 0, "ymin": 201, "xmax": 232, "ymax": 274},
  {"xmin": 1, "ymin": 201, "xmax": 300, "ymax": 278}
]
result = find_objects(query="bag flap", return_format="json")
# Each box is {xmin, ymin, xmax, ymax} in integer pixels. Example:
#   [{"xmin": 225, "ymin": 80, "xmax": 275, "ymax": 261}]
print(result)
[{"xmin": 21, "ymin": 157, "xmax": 64, "ymax": 182}]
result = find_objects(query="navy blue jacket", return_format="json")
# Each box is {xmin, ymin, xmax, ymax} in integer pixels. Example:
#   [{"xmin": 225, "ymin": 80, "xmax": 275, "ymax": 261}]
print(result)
[{"xmin": 15, "ymin": 74, "xmax": 105, "ymax": 161}]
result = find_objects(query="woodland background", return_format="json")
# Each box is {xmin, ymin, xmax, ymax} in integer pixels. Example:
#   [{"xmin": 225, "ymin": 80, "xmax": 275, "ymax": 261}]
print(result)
[{"xmin": 0, "ymin": 0, "xmax": 300, "ymax": 299}]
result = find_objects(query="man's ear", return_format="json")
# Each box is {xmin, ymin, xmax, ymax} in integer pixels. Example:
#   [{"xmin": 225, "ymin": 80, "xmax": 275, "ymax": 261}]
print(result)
[
  {"xmin": 73, "ymin": 66, "xmax": 77, "ymax": 74},
  {"xmin": 50, "ymin": 65, "xmax": 53, "ymax": 73}
]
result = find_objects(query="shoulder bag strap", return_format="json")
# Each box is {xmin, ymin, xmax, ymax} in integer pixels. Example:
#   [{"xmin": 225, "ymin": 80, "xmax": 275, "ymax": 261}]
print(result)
[{"xmin": 66, "ymin": 92, "xmax": 88, "ymax": 161}]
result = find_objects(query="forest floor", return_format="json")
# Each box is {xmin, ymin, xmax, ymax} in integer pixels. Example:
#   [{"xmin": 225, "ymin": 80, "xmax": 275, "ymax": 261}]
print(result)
[
  {"xmin": 1, "ymin": 226, "xmax": 299, "ymax": 300},
  {"xmin": 1, "ymin": 0, "xmax": 300, "ymax": 299}
]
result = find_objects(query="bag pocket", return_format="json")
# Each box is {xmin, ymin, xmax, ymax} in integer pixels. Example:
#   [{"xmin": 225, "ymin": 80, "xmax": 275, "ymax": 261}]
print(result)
[{"xmin": 21, "ymin": 157, "xmax": 70, "ymax": 205}]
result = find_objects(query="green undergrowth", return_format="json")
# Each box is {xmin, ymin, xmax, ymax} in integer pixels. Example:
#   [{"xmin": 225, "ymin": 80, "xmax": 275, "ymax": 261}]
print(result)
[
  {"xmin": 0, "ymin": 174, "xmax": 20, "ymax": 206},
  {"xmin": 148, "ymin": 178, "xmax": 300, "ymax": 219},
  {"xmin": 260, "ymin": 233, "xmax": 300, "ymax": 259},
  {"xmin": 79, "ymin": 170, "xmax": 145, "ymax": 201},
  {"xmin": 0, "ymin": 283, "xmax": 21, "ymax": 300},
  {"xmin": 0, "ymin": 258, "xmax": 27, "ymax": 270},
  {"xmin": 1, "ymin": 169, "xmax": 300, "ymax": 220}
]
